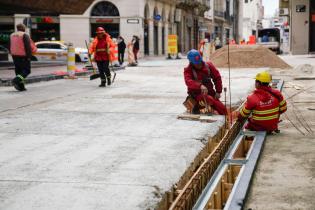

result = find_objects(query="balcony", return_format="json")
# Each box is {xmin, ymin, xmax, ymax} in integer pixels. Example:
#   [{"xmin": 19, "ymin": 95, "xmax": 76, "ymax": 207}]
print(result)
[{"xmin": 176, "ymin": 0, "xmax": 209, "ymax": 16}]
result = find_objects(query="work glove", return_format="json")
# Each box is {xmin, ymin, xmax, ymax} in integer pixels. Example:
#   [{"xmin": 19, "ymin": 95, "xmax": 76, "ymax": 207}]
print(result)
[
  {"xmin": 215, "ymin": 92, "xmax": 221, "ymax": 99},
  {"xmin": 201, "ymin": 84, "xmax": 208, "ymax": 95}
]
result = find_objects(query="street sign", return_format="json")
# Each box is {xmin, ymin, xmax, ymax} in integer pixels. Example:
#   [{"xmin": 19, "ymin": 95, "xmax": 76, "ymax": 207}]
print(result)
[
  {"xmin": 127, "ymin": 19, "xmax": 139, "ymax": 24},
  {"xmin": 199, "ymin": 27, "xmax": 208, "ymax": 32},
  {"xmin": 154, "ymin": 15, "xmax": 161, "ymax": 21}
]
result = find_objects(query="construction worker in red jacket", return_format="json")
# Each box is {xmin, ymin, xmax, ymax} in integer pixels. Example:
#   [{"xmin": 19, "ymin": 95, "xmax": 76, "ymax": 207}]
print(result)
[
  {"xmin": 89, "ymin": 27, "xmax": 115, "ymax": 87},
  {"xmin": 10, "ymin": 23, "xmax": 37, "ymax": 91},
  {"xmin": 184, "ymin": 49, "xmax": 227, "ymax": 115},
  {"xmin": 238, "ymin": 71, "xmax": 287, "ymax": 133}
]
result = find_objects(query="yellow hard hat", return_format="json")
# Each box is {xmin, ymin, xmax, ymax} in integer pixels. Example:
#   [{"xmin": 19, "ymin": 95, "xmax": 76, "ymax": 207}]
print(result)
[{"xmin": 255, "ymin": 71, "xmax": 272, "ymax": 83}]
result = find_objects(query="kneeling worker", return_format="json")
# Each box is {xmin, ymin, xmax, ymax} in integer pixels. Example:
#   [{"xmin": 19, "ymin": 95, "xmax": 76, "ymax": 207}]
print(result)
[
  {"xmin": 184, "ymin": 49, "xmax": 227, "ymax": 115},
  {"xmin": 238, "ymin": 71, "xmax": 287, "ymax": 133}
]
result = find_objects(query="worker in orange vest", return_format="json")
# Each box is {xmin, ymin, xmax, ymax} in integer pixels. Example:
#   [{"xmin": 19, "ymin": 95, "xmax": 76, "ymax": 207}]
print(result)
[
  {"xmin": 89, "ymin": 27, "xmax": 115, "ymax": 87},
  {"xmin": 238, "ymin": 71, "xmax": 287, "ymax": 133},
  {"xmin": 10, "ymin": 23, "xmax": 37, "ymax": 91},
  {"xmin": 198, "ymin": 39, "xmax": 206, "ymax": 57}
]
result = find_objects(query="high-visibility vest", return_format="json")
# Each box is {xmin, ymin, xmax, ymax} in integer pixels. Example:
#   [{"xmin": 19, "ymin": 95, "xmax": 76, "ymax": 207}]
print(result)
[
  {"xmin": 10, "ymin": 32, "xmax": 27, "ymax": 56},
  {"xmin": 239, "ymin": 87, "xmax": 287, "ymax": 131},
  {"xmin": 10, "ymin": 31, "xmax": 36, "ymax": 56}
]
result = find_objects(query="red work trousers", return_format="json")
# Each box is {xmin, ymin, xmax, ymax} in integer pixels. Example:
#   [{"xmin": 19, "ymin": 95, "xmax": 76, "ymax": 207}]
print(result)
[{"xmin": 195, "ymin": 94, "xmax": 227, "ymax": 115}]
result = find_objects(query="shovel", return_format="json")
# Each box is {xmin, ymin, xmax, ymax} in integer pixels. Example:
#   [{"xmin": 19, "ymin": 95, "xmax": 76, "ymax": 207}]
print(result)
[{"xmin": 85, "ymin": 40, "xmax": 100, "ymax": 80}]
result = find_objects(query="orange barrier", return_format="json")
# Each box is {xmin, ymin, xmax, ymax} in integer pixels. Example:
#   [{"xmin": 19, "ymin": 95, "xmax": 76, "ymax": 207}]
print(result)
[
  {"xmin": 127, "ymin": 42, "xmax": 136, "ymax": 65},
  {"xmin": 110, "ymin": 39, "xmax": 119, "ymax": 66},
  {"xmin": 248, "ymin": 35, "xmax": 256, "ymax": 45}
]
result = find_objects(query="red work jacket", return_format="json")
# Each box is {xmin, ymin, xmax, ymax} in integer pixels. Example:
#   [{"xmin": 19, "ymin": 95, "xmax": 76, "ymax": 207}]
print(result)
[
  {"xmin": 184, "ymin": 61, "xmax": 223, "ymax": 97},
  {"xmin": 89, "ymin": 33, "xmax": 115, "ymax": 61},
  {"xmin": 238, "ymin": 86, "xmax": 287, "ymax": 132}
]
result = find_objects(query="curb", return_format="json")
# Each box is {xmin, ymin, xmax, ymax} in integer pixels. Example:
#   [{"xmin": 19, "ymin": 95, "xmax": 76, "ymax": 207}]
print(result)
[{"xmin": 0, "ymin": 66, "xmax": 125, "ymax": 87}]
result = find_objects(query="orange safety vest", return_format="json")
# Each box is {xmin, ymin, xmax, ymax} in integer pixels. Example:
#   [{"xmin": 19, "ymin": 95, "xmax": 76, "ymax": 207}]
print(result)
[
  {"xmin": 10, "ymin": 31, "xmax": 37, "ymax": 56},
  {"xmin": 89, "ymin": 34, "xmax": 115, "ymax": 62}
]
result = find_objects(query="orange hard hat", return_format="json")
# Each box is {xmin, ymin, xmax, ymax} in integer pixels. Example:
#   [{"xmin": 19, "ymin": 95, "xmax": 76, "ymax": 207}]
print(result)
[{"xmin": 96, "ymin": 27, "xmax": 105, "ymax": 34}]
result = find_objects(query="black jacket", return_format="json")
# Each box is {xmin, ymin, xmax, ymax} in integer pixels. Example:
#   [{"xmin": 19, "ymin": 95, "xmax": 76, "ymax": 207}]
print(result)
[
  {"xmin": 133, "ymin": 40, "xmax": 139, "ymax": 50},
  {"xmin": 118, "ymin": 40, "xmax": 126, "ymax": 52}
]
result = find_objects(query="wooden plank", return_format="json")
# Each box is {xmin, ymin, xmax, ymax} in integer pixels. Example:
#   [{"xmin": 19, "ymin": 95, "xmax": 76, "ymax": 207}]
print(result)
[
  {"xmin": 294, "ymin": 77, "xmax": 315, "ymax": 80},
  {"xmin": 177, "ymin": 113, "xmax": 217, "ymax": 123}
]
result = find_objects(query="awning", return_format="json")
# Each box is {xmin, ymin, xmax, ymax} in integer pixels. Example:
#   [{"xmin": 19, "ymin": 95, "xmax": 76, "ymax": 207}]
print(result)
[{"xmin": 0, "ymin": 0, "xmax": 95, "ymax": 14}]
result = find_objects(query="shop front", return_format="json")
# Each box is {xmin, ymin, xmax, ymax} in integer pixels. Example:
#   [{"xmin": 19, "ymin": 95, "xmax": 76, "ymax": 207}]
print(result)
[
  {"xmin": 0, "ymin": 16, "xmax": 14, "ymax": 49},
  {"xmin": 30, "ymin": 16, "xmax": 60, "ymax": 42},
  {"xmin": 90, "ymin": 18, "xmax": 120, "ymax": 38},
  {"xmin": 90, "ymin": 1, "xmax": 120, "ymax": 38}
]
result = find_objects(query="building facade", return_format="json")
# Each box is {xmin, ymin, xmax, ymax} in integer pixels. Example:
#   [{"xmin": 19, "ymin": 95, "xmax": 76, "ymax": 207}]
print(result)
[
  {"xmin": 0, "ymin": 0, "xmax": 216, "ymax": 56},
  {"xmin": 238, "ymin": 0, "xmax": 264, "ymax": 42},
  {"xmin": 204, "ymin": 0, "xmax": 238, "ymax": 44},
  {"xmin": 280, "ymin": 0, "xmax": 315, "ymax": 54},
  {"xmin": 0, "ymin": 0, "xmax": 178, "ymax": 56}
]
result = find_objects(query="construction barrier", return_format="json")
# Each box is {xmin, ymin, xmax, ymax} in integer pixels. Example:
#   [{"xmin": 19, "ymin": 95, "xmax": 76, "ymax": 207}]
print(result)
[
  {"xmin": 202, "ymin": 42, "xmax": 210, "ymax": 62},
  {"xmin": 201, "ymin": 42, "xmax": 215, "ymax": 62},
  {"xmin": 111, "ymin": 39, "xmax": 119, "ymax": 66},
  {"xmin": 127, "ymin": 42, "xmax": 136, "ymax": 66},
  {"xmin": 67, "ymin": 43, "xmax": 76, "ymax": 77},
  {"xmin": 248, "ymin": 35, "xmax": 256, "ymax": 45}
]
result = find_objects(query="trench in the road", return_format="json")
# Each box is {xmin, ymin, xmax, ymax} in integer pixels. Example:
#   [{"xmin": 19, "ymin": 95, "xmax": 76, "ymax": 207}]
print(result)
[{"xmin": 156, "ymin": 79, "xmax": 283, "ymax": 210}]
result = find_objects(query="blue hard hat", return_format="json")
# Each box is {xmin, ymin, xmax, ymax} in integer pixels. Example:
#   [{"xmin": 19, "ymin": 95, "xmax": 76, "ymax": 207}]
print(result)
[{"xmin": 187, "ymin": 49, "xmax": 202, "ymax": 65}]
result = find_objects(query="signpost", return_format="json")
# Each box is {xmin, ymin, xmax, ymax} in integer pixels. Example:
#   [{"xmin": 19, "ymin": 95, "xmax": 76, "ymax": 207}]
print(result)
[{"xmin": 154, "ymin": 15, "xmax": 161, "ymax": 21}]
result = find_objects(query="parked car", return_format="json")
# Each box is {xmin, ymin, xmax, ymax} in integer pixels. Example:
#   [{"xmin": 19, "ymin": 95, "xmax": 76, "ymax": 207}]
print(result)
[
  {"xmin": 257, "ymin": 28, "xmax": 281, "ymax": 54},
  {"xmin": 0, "ymin": 45, "xmax": 9, "ymax": 61},
  {"xmin": 33, "ymin": 41, "xmax": 89, "ymax": 62}
]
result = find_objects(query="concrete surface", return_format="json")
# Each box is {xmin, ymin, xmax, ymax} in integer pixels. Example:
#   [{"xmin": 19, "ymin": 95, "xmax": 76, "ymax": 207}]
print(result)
[
  {"xmin": 245, "ymin": 56, "xmax": 315, "ymax": 209},
  {"xmin": 0, "ymin": 59, "xmax": 258, "ymax": 210}
]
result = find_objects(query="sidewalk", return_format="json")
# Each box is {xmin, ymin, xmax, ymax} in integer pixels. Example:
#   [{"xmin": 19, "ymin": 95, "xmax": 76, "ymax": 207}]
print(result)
[
  {"xmin": 245, "ymin": 55, "xmax": 315, "ymax": 209},
  {"xmin": 0, "ymin": 55, "xmax": 182, "ymax": 86}
]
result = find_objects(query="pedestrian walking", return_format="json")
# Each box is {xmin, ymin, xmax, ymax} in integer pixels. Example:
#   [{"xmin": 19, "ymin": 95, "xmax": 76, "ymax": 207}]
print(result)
[
  {"xmin": 214, "ymin": 37, "xmax": 222, "ymax": 50},
  {"xmin": 184, "ymin": 49, "xmax": 227, "ymax": 115},
  {"xmin": 10, "ymin": 23, "xmax": 37, "ymax": 91},
  {"xmin": 238, "ymin": 71, "xmax": 287, "ymax": 133},
  {"xmin": 117, "ymin": 36, "xmax": 126, "ymax": 65},
  {"xmin": 89, "ymin": 27, "xmax": 115, "ymax": 87},
  {"xmin": 132, "ymin": 35, "xmax": 140, "ymax": 63}
]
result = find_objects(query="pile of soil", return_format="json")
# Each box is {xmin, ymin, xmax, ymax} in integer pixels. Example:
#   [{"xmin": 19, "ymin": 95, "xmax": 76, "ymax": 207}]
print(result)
[{"xmin": 209, "ymin": 45, "xmax": 291, "ymax": 69}]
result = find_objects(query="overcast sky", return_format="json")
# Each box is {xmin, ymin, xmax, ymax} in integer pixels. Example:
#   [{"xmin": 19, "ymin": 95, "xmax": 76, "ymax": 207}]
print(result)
[{"xmin": 262, "ymin": 0, "xmax": 279, "ymax": 17}]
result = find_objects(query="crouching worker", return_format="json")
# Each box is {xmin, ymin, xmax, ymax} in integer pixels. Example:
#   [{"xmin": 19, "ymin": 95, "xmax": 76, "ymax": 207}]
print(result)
[
  {"xmin": 238, "ymin": 71, "xmax": 287, "ymax": 133},
  {"xmin": 183, "ymin": 49, "xmax": 227, "ymax": 115}
]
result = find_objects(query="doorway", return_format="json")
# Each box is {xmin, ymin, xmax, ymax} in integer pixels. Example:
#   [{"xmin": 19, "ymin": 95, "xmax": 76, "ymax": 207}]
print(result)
[
  {"xmin": 162, "ymin": 27, "xmax": 165, "ymax": 54},
  {"xmin": 144, "ymin": 4, "xmax": 150, "ymax": 55},
  {"xmin": 144, "ymin": 20, "xmax": 149, "ymax": 55},
  {"xmin": 90, "ymin": 23, "xmax": 119, "ymax": 38},
  {"xmin": 310, "ymin": 0, "xmax": 315, "ymax": 52},
  {"xmin": 291, "ymin": 0, "xmax": 309, "ymax": 54},
  {"xmin": 154, "ymin": 25, "xmax": 159, "ymax": 55}
]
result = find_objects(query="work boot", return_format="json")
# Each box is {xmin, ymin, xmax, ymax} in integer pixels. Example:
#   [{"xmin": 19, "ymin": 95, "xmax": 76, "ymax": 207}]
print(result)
[
  {"xmin": 107, "ymin": 76, "xmax": 111, "ymax": 86},
  {"xmin": 99, "ymin": 80, "xmax": 106, "ymax": 87},
  {"xmin": 20, "ymin": 82, "xmax": 27, "ymax": 91},
  {"xmin": 12, "ymin": 77, "xmax": 23, "ymax": 91}
]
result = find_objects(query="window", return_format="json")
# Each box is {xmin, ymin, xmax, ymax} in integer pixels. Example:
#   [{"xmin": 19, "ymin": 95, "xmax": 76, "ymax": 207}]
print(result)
[
  {"xmin": 36, "ymin": 44, "xmax": 50, "ymax": 49},
  {"xmin": 91, "ymin": 1, "xmax": 120, "ymax": 16},
  {"xmin": 49, "ymin": 44, "xmax": 62, "ymax": 49}
]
